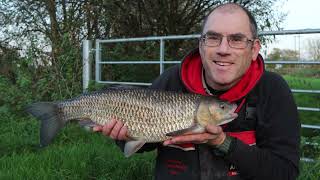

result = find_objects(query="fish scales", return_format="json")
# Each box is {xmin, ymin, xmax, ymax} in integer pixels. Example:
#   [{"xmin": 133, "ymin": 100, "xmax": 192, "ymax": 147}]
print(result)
[
  {"xmin": 26, "ymin": 88, "xmax": 238, "ymax": 156},
  {"xmin": 58, "ymin": 89, "xmax": 201, "ymax": 142}
]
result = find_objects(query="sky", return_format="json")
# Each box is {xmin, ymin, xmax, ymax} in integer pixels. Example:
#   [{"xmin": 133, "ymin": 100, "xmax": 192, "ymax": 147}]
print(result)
[{"xmin": 263, "ymin": 0, "xmax": 320, "ymax": 59}]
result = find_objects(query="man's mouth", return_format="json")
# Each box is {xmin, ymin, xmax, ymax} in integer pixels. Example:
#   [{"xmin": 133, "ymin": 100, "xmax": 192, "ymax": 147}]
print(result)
[{"xmin": 213, "ymin": 61, "xmax": 233, "ymax": 66}]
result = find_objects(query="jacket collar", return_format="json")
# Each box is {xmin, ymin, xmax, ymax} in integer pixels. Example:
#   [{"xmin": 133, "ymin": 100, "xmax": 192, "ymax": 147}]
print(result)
[{"xmin": 180, "ymin": 48, "xmax": 264, "ymax": 102}]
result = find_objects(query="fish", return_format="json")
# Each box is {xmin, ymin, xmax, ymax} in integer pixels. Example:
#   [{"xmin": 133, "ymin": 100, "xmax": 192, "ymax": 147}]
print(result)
[{"xmin": 26, "ymin": 88, "xmax": 238, "ymax": 157}]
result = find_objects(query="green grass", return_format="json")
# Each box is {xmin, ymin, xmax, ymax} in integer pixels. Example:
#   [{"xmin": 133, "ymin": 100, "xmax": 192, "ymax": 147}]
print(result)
[
  {"xmin": 1, "ymin": 114, "xmax": 319, "ymax": 179},
  {"xmin": 284, "ymin": 75, "xmax": 320, "ymax": 125},
  {"xmin": 299, "ymin": 160, "xmax": 320, "ymax": 180},
  {"xmin": 0, "ymin": 116, "xmax": 155, "ymax": 180},
  {"xmin": 284, "ymin": 75, "xmax": 320, "ymax": 90},
  {"xmin": 283, "ymin": 75, "xmax": 320, "ymax": 161},
  {"xmin": 0, "ymin": 75, "xmax": 319, "ymax": 179}
]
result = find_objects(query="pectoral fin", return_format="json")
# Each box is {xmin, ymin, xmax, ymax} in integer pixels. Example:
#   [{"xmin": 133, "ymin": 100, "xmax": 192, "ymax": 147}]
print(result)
[
  {"xmin": 124, "ymin": 140, "xmax": 146, "ymax": 157},
  {"xmin": 78, "ymin": 119, "xmax": 98, "ymax": 131},
  {"xmin": 166, "ymin": 124, "xmax": 205, "ymax": 137}
]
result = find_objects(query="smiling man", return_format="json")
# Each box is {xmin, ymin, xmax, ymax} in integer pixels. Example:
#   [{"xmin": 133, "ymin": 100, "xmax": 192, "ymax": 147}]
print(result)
[
  {"xmin": 95, "ymin": 3, "xmax": 300, "ymax": 180},
  {"xmin": 199, "ymin": 6, "xmax": 260, "ymax": 91}
]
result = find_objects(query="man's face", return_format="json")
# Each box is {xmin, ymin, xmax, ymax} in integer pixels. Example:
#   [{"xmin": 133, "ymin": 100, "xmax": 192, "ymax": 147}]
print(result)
[{"xmin": 199, "ymin": 9, "xmax": 261, "ymax": 90}]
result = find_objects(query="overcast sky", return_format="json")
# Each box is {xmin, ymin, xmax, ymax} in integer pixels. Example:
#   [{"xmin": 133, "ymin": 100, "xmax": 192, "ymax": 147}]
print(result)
[
  {"xmin": 281, "ymin": 0, "xmax": 320, "ymax": 29},
  {"xmin": 264, "ymin": 0, "xmax": 320, "ymax": 59}
]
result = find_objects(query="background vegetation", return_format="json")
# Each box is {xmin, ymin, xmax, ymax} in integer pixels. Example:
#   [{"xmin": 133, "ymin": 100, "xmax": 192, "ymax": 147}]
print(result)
[{"xmin": 0, "ymin": 0, "xmax": 319, "ymax": 179}]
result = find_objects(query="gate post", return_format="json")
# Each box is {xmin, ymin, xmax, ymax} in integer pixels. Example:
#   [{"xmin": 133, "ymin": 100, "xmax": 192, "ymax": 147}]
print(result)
[
  {"xmin": 159, "ymin": 39, "xmax": 165, "ymax": 74},
  {"xmin": 82, "ymin": 40, "xmax": 92, "ymax": 92}
]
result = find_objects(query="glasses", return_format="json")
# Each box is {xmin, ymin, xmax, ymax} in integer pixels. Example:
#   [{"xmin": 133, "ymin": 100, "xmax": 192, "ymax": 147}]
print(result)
[{"xmin": 200, "ymin": 33, "xmax": 254, "ymax": 49}]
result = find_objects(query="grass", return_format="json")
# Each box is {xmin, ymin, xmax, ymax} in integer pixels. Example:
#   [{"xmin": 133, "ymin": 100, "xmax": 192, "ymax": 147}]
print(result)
[
  {"xmin": 299, "ymin": 160, "xmax": 320, "ymax": 180},
  {"xmin": 0, "ymin": 75, "xmax": 319, "ymax": 179},
  {"xmin": 0, "ymin": 116, "xmax": 155, "ymax": 180},
  {"xmin": 1, "ymin": 115, "xmax": 319, "ymax": 179},
  {"xmin": 284, "ymin": 75, "xmax": 320, "ymax": 125},
  {"xmin": 283, "ymin": 75, "xmax": 320, "ymax": 162}
]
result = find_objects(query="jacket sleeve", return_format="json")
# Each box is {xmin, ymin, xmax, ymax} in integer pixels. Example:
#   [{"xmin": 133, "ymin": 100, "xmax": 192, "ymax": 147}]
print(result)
[{"xmin": 225, "ymin": 72, "xmax": 300, "ymax": 180}]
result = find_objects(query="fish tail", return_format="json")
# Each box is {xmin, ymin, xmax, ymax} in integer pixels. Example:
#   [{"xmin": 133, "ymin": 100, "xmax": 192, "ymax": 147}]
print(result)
[{"xmin": 26, "ymin": 102, "xmax": 65, "ymax": 147}]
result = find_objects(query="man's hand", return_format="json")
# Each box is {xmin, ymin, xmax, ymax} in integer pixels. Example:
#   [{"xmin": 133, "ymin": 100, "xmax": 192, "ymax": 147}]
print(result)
[
  {"xmin": 163, "ymin": 124, "xmax": 226, "ymax": 146},
  {"xmin": 93, "ymin": 118, "xmax": 130, "ymax": 141}
]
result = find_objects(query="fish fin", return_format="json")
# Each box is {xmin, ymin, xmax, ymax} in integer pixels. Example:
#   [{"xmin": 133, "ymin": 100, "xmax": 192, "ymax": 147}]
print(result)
[
  {"xmin": 216, "ymin": 118, "xmax": 234, "ymax": 126},
  {"xmin": 106, "ymin": 84, "xmax": 140, "ymax": 90},
  {"xmin": 124, "ymin": 140, "xmax": 146, "ymax": 157},
  {"xmin": 25, "ymin": 102, "xmax": 65, "ymax": 147},
  {"xmin": 78, "ymin": 119, "xmax": 98, "ymax": 131},
  {"xmin": 166, "ymin": 124, "xmax": 205, "ymax": 136}
]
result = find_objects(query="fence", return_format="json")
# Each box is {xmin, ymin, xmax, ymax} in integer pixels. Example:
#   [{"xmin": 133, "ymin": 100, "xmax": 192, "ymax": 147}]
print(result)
[
  {"xmin": 83, "ymin": 28, "xmax": 320, "ymax": 162},
  {"xmin": 83, "ymin": 28, "xmax": 320, "ymax": 115},
  {"xmin": 83, "ymin": 28, "xmax": 320, "ymax": 119}
]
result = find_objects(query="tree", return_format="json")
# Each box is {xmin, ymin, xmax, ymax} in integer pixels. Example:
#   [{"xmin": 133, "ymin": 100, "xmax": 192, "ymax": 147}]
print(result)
[
  {"xmin": 105, "ymin": 0, "xmax": 218, "ymax": 37},
  {"xmin": 0, "ymin": 0, "xmax": 113, "ymax": 62},
  {"xmin": 103, "ymin": 0, "xmax": 286, "ymax": 61},
  {"xmin": 0, "ymin": 0, "xmax": 287, "ymax": 99},
  {"xmin": 1, "ymin": 0, "xmax": 286, "ymax": 53},
  {"xmin": 0, "ymin": 0, "xmax": 99, "ymax": 98},
  {"xmin": 306, "ymin": 38, "xmax": 320, "ymax": 60},
  {"xmin": 0, "ymin": 43, "xmax": 20, "ymax": 82},
  {"xmin": 268, "ymin": 48, "xmax": 299, "ymax": 60},
  {"xmin": 267, "ymin": 48, "xmax": 300, "ymax": 73}
]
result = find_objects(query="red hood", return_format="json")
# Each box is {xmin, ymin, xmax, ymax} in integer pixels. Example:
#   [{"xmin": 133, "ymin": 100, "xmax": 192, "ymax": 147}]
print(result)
[{"xmin": 180, "ymin": 49, "xmax": 264, "ymax": 102}]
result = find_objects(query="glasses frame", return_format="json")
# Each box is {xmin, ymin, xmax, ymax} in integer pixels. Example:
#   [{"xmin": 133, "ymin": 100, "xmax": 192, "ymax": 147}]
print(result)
[{"xmin": 200, "ymin": 33, "xmax": 255, "ymax": 49}]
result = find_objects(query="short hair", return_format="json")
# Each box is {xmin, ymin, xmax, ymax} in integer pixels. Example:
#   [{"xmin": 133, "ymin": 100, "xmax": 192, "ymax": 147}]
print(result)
[{"xmin": 201, "ymin": 3, "xmax": 258, "ymax": 38}]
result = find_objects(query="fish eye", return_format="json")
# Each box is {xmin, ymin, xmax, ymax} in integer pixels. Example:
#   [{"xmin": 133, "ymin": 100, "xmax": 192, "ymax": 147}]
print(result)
[{"xmin": 220, "ymin": 104, "xmax": 225, "ymax": 110}]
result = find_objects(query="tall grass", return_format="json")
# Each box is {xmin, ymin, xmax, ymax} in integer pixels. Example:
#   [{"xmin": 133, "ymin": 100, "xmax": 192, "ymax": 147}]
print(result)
[{"xmin": 0, "ymin": 75, "xmax": 319, "ymax": 179}]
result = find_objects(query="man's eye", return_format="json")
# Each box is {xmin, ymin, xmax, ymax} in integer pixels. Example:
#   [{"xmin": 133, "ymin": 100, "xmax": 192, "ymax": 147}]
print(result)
[
  {"xmin": 207, "ymin": 35, "xmax": 220, "ymax": 40},
  {"xmin": 230, "ymin": 36, "xmax": 244, "ymax": 42}
]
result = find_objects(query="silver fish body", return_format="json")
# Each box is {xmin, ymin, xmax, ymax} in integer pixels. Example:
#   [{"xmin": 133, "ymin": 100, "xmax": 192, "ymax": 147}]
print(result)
[{"xmin": 26, "ymin": 88, "xmax": 237, "ymax": 157}]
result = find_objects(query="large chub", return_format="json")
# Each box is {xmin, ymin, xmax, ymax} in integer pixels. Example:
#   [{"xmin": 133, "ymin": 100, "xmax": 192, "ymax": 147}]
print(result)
[
  {"xmin": 25, "ymin": 89, "xmax": 238, "ymax": 156},
  {"xmin": 26, "ymin": 102, "xmax": 65, "ymax": 147}
]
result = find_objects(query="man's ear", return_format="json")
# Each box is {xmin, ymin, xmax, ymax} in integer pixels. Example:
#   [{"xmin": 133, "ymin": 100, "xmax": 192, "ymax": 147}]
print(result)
[{"xmin": 251, "ymin": 39, "xmax": 261, "ymax": 61}]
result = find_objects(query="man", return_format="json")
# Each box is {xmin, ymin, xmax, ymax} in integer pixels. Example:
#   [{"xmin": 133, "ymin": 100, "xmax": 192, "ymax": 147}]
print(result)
[{"xmin": 94, "ymin": 3, "xmax": 300, "ymax": 180}]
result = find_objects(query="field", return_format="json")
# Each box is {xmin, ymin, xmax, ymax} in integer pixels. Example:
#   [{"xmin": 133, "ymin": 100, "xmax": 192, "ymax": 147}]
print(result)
[
  {"xmin": 0, "ymin": 119, "xmax": 155, "ymax": 179},
  {"xmin": 0, "ymin": 75, "xmax": 319, "ymax": 179},
  {"xmin": 284, "ymin": 75, "xmax": 320, "ymax": 126}
]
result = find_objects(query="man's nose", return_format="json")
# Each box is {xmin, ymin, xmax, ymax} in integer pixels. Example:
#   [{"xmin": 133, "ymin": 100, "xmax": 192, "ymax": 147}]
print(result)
[{"xmin": 216, "ymin": 37, "xmax": 230, "ymax": 54}]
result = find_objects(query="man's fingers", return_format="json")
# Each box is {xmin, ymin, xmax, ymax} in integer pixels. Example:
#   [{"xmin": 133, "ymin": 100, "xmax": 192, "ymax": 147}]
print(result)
[
  {"xmin": 109, "ymin": 121, "xmax": 124, "ymax": 139},
  {"xmin": 93, "ymin": 125, "xmax": 103, "ymax": 132},
  {"xmin": 102, "ymin": 118, "xmax": 117, "ymax": 136},
  {"xmin": 206, "ymin": 124, "xmax": 223, "ymax": 134},
  {"xmin": 95, "ymin": 118, "xmax": 130, "ymax": 141},
  {"xmin": 118, "ymin": 126, "xmax": 129, "ymax": 140},
  {"xmin": 163, "ymin": 133, "xmax": 212, "ymax": 145},
  {"xmin": 205, "ymin": 125, "xmax": 226, "ymax": 145}
]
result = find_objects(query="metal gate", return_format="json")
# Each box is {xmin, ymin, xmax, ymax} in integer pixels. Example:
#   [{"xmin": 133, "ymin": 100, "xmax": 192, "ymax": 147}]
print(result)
[
  {"xmin": 83, "ymin": 29, "xmax": 320, "ymax": 124},
  {"xmin": 83, "ymin": 28, "xmax": 320, "ymax": 126},
  {"xmin": 83, "ymin": 28, "xmax": 320, "ymax": 162}
]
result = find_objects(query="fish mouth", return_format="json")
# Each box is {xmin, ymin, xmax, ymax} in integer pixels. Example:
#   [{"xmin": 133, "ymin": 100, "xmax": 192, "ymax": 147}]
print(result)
[
  {"xmin": 217, "ymin": 113, "xmax": 238, "ymax": 126},
  {"xmin": 221, "ymin": 113, "xmax": 238, "ymax": 121},
  {"xmin": 229, "ymin": 112, "xmax": 238, "ymax": 120},
  {"xmin": 231, "ymin": 104, "xmax": 238, "ymax": 113},
  {"xmin": 229, "ymin": 104, "xmax": 239, "ymax": 120},
  {"xmin": 216, "ymin": 104, "xmax": 238, "ymax": 126}
]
